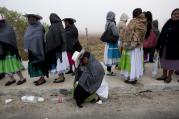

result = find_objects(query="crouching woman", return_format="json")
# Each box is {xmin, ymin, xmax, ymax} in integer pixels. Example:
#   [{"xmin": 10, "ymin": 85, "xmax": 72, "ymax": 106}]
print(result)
[{"xmin": 72, "ymin": 50, "xmax": 108, "ymax": 108}]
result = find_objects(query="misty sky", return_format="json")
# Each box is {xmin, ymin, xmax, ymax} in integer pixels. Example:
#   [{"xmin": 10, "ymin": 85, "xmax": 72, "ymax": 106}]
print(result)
[{"xmin": 0, "ymin": 0, "xmax": 179, "ymax": 34}]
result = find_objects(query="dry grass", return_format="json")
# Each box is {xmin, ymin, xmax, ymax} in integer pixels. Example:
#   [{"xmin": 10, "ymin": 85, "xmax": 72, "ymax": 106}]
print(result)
[
  {"xmin": 19, "ymin": 35, "xmax": 105, "ymax": 61},
  {"xmin": 79, "ymin": 35, "xmax": 104, "ymax": 61}
]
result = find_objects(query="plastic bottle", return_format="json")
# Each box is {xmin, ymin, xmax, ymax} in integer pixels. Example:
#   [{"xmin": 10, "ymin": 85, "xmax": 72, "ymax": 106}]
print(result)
[{"xmin": 21, "ymin": 96, "xmax": 44, "ymax": 103}]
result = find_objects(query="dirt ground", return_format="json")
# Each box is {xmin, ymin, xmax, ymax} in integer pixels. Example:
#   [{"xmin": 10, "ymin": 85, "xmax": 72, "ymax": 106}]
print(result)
[{"xmin": 0, "ymin": 91, "xmax": 179, "ymax": 119}]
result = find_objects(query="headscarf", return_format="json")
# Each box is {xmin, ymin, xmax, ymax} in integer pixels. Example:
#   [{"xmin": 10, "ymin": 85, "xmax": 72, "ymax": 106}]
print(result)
[
  {"xmin": 46, "ymin": 13, "xmax": 66, "ymax": 53},
  {"xmin": 120, "ymin": 13, "xmax": 129, "ymax": 22},
  {"xmin": 152, "ymin": 20, "xmax": 160, "ymax": 38},
  {"xmin": 75, "ymin": 53, "xmax": 105, "ymax": 94},
  {"xmin": 118, "ymin": 13, "xmax": 129, "ymax": 34},
  {"xmin": 105, "ymin": 11, "xmax": 119, "ymax": 38},
  {"xmin": 24, "ymin": 21, "xmax": 45, "ymax": 62}
]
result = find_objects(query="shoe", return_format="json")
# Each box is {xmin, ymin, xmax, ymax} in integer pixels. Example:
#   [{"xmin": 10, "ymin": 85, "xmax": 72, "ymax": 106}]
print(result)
[
  {"xmin": 5, "ymin": 80, "xmax": 16, "ymax": 86},
  {"xmin": 164, "ymin": 77, "xmax": 172, "ymax": 84},
  {"xmin": 17, "ymin": 79, "xmax": 26, "ymax": 85},
  {"xmin": 53, "ymin": 77, "xmax": 65, "ymax": 83},
  {"xmin": 0, "ymin": 74, "xmax": 5, "ymax": 80},
  {"xmin": 106, "ymin": 72, "xmax": 116, "ymax": 76},
  {"xmin": 124, "ymin": 80, "xmax": 137, "ymax": 84},
  {"xmin": 156, "ymin": 76, "xmax": 167, "ymax": 80},
  {"xmin": 34, "ymin": 77, "xmax": 46, "ymax": 86},
  {"xmin": 76, "ymin": 102, "xmax": 83, "ymax": 108},
  {"xmin": 65, "ymin": 70, "xmax": 73, "ymax": 74}
]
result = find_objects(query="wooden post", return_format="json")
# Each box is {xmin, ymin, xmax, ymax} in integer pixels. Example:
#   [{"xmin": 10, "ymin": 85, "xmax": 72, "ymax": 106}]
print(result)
[{"xmin": 85, "ymin": 27, "xmax": 90, "ymax": 51}]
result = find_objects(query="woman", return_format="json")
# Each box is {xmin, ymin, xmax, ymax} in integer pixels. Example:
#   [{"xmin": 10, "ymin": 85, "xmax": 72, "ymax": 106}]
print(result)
[
  {"xmin": 24, "ymin": 14, "xmax": 48, "ymax": 86},
  {"xmin": 143, "ymin": 11, "xmax": 157, "ymax": 63},
  {"xmin": 118, "ymin": 13, "xmax": 129, "ymax": 34},
  {"xmin": 73, "ymin": 50, "xmax": 108, "ymax": 108},
  {"xmin": 120, "ymin": 8, "xmax": 147, "ymax": 84},
  {"xmin": 117, "ymin": 13, "xmax": 130, "ymax": 69},
  {"xmin": 63, "ymin": 18, "xmax": 82, "ymax": 74},
  {"xmin": 156, "ymin": 8, "xmax": 179, "ymax": 83},
  {"xmin": 152, "ymin": 20, "xmax": 160, "ymax": 39},
  {"xmin": 0, "ymin": 14, "xmax": 26, "ymax": 86},
  {"xmin": 46, "ymin": 13, "xmax": 69, "ymax": 83},
  {"xmin": 104, "ymin": 11, "xmax": 120, "ymax": 76}
]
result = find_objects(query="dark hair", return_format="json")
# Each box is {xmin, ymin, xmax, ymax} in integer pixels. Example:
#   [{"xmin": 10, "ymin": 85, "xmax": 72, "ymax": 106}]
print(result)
[
  {"xmin": 144, "ymin": 11, "xmax": 153, "ymax": 22},
  {"xmin": 65, "ymin": 19, "xmax": 74, "ymax": 25},
  {"xmin": 133, "ymin": 8, "xmax": 142, "ymax": 18},
  {"xmin": 144, "ymin": 11, "xmax": 153, "ymax": 38},
  {"xmin": 171, "ymin": 8, "xmax": 179, "ymax": 16}
]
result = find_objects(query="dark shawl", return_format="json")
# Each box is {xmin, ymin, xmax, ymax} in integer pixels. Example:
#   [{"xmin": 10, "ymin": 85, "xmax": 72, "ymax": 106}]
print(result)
[
  {"xmin": 46, "ymin": 13, "xmax": 66, "ymax": 53},
  {"xmin": 0, "ymin": 23, "xmax": 20, "ymax": 59},
  {"xmin": 24, "ymin": 22, "xmax": 45, "ymax": 62},
  {"xmin": 0, "ymin": 23, "xmax": 17, "ymax": 49},
  {"xmin": 65, "ymin": 25, "xmax": 80, "ymax": 52},
  {"xmin": 75, "ymin": 54, "xmax": 105, "ymax": 94},
  {"xmin": 156, "ymin": 19, "xmax": 179, "ymax": 60}
]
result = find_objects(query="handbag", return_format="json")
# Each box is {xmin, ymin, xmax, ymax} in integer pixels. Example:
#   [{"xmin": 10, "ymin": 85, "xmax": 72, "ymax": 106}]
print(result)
[
  {"xmin": 100, "ymin": 23, "xmax": 118, "ymax": 44},
  {"xmin": 143, "ymin": 31, "xmax": 157, "ymax": 48}
]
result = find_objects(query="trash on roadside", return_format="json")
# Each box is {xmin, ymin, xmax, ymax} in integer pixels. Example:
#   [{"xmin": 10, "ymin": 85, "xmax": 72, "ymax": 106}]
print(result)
[
  {"xmin": 5, "ymin": 99, "xmax": 13, "ymax": 104},
  {"xmin": 96, "ymin": 100, "xmax": 103, "ymax": 105},
  {"xmin": 37, "ymin": 97, "xmax": 45, "ymax": 102},
  {"xmin": 21, "ymin": 96, "xmax": 45, "ymax": 103},
  {"xmin": 50, "ymin": 96, "xmax": 65, "ymax": 104}
]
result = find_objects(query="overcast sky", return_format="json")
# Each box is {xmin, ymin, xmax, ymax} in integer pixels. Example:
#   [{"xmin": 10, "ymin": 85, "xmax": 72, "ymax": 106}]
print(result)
[{"xmin": 0, "ymin": 0, "xmax": 179, "ymax": 34}]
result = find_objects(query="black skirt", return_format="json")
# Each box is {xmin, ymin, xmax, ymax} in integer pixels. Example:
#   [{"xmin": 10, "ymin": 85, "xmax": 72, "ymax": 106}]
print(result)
[{"xmin": 74, "ymin": 84, "xmax": 91, "ymax": 104}]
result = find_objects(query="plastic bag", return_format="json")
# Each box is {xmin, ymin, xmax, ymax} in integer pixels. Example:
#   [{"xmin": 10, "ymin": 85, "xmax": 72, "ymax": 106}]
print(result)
[
  {"xmin": 96, "ymin": 79, "xmax": 109, "ymax": 99},
  {"xmin": 152, "ymin": 53, "xmax": 160, "ymax": 78}
]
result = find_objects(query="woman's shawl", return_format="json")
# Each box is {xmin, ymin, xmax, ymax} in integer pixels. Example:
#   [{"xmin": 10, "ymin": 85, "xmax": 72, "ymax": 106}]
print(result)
[
  {"xmin": 65, "ymin": 25, "xmax": 78, "ymax": 51},
  {"xmin": 0, "ymin": 23, "xmax": 17, "ymax": 49},
  {"xmin": 46, "ymin": 13, "xmax": 66, "ymax": 53},
  {"xmin": 24, "ymin": 22, "xmax": 45, "ymax": 62},
  {"xmin": 76, "ymin": 54, "xmax": 105, "ymax": 94}
]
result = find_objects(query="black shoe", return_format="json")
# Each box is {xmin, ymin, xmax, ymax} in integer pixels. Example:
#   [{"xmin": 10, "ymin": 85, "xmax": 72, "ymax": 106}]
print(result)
[
  {"xmin": 0, "ymin": 74, "xmax": 5, "ymax": 80},
  {"xmin": 65, "ymin": 70, "xmax": 73, "ymax": 74},
  {"xmin": 156, "ymin": 76, "xmax": 167, "ymax": 80},
  {"xmin": 5, "ymin": 80, "xmax": 16, "ymax": 86},
  {"xmin": 125, "ymin": 80, "xmax": 137, "ymax": 84},
  {"xmin": 76, "ymin": 102, "xmax": 83, "ymax": 108},
  {"xmin": 17, "ymin": 79, "xmax": 26, "ymax": 85},
  {"xmin": 164, "ymin": 77, "xmax": 172, "ymax": 84}
]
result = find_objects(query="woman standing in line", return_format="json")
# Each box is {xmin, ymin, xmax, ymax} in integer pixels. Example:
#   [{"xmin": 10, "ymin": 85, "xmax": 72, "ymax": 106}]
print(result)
[
  {"xmin": 103, "ymin": 11, "xmax": 120, "ymax": 76},
  {"xmin": 120, "ymin": 8, "xmax": 147, "ymax": 84},
  {"xmin": 24, "ymin": 14, "xmax": 48, "ymax": 86},
  {"xmin": 156, "ymin": 8, "xmax": 179, "ymax": 83},
  {"xmin": 63, "ymin": 18, "xmax": 82, "ymax": 75},
  {"xmin": 46, "ymin": 13, "xmax": 69, "ymax": 83},
  {"xmin": 0, "ymin": 14, "xmax": 26, "ymax": 86}
]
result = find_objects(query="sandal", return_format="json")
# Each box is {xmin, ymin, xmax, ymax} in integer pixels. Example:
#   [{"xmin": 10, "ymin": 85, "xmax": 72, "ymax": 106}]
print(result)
[
  {"xmin": 54, "ymin": 74, "xmax": 65, "ymax": 83},
  {"xmin": 5, "ymin": 80, "xmax": 16, "ymax": 86},
  {"xmin": 17, "ymin": 79, "xmax": 26, "ymax": 85},
  {"xmin": 156, "ymin": 76, "xmax": 167, "ymax": 80},
  {"xmin": 34, "ymin": 77, "xmax": 46, "ymax": 86},
  {"xmin": 164, "ymin": 77, "xmax": 172, "ymax": 83},
  {"xmin": 53, "ymin": 77, "xmax": 65, "ymax": 83}
]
